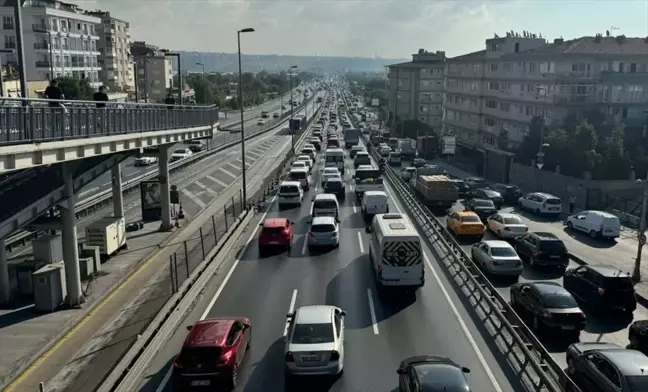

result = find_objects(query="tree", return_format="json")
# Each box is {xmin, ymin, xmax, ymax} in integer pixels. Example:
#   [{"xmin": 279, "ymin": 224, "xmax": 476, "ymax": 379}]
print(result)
[{"xmin": 57, "ymin": 76, "xmax": 93, "ymax": 100}]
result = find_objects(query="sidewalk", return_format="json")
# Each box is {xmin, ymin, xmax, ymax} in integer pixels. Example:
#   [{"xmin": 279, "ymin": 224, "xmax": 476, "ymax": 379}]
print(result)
[{"xmin": 428, "ymin": 159, "xmax": 648, "ymax": 307}]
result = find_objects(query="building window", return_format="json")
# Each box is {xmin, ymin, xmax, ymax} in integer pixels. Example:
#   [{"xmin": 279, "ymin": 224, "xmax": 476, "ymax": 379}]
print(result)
[
  {"xmin": 471, "ymin": 82, "xmax": 478, "ymax": 91},
  {"xmin": 486, "ymin": 100, "xmax": 497, "ymax": 109},
  {"xmin": 488, "ymin": 82, "xmax": 499, "ymax": 90},
  {"xmin": 528, "ymin": 62, "xmax": 537, "ymax": 73},
  {"xmin": 502, "ymin": 83, "xmax": 511, "ymax": 92},
  {"xmin": 4, "ymin": 35, "xmax": 16, "ymax": 49},
  {"xmin": 501, "ymin": 102, "xmax": 510, "ymax": 112},
  {"xmin": 484, "ymin": 118, "xmax": 496, "ymax": 127},
  {"xmin": 490, "ymin": 63, "xmax": 498, "ymax": 72},
  {"xmin": 2, "ymin": 16, "xmax": 14, "ymax": 29},
  {"xmin": 420, "ymin": 80, "xmax": 431, "ymax": 88},
  {"xmin": 470, "ymin": 98, "xmax": 478, "ymax": 108},
  {"xmin": 503, "ymin": 63, "xmax": 512, "ymax": 73}
]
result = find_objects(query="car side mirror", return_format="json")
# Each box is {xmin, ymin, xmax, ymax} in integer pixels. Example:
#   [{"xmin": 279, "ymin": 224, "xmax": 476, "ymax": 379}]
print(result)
[
  {"xmin": 461, "ymin": 366, "xmax": 471, "ymax": 373},
  {"xmin": 186, "ymin": 325, "xmax": 193, "ymax": 331},
  {"xmin": 290, "ymin": 221, "xmax": 294, "ymax": 225},
  {"xmin": 336, "ymin": 218, "xmax": 341, "ymax": 223},
  {"xmin": 340, "ymin": 310, "xmax": 347, "ymax": 316},
  {"xmin": 365, "ymin": 226, "xmax": 371, "ymax": 233},
  {"xmin": 258, "ymin": 223, "xmax": 264, "ymax": 226},
  {"xmin": 243, "ymin": 324, "xmax": 251, "ymax": 330},
  {"xmin": 312, "ymin": 196, "xmax": 315, "ymax": 201},
  {"xmin": 396, "ymin": 368, "xmax": 405, "ymax": 375},
  {"xmin": 306, "ymin": 220, "xmax": 312, "ymax": 224}
]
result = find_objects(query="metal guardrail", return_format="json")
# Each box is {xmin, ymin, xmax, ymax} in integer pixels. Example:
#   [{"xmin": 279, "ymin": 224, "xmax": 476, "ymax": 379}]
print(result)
[
  {"xmin": 343, "ymin": 99, "xmax": 580, "ymax": 392},
  {"xmin": 0, "ymin": 97, "xmax": 219, "ymax": 145},
  {"xmin": 4, "ymin": 96, "xmax": 317, "ymax": 252}
]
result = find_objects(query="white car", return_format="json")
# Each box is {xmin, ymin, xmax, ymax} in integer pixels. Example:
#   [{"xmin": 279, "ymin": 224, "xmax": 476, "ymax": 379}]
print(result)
[
  {"xmin": 518, "ymin": 192, "xmax": 562, "ymax": 216},
  {"xmin": 134, "ymin": 156, "xmax": 157, "ymax": 166},
  {"xmin": 322, "ymin": 167, "xmax": 340, "ymax": 176},
  {"xmin": 170, "ymin": 148, "xmax": 192, "ymax": 162},
  {"xmin": 257, "ymin": 119, "xmax": 266, "ymax": 125},
  {"xmin": 292, "ymin": 161, "xmax": 309, "ymax": 171},
  {"xmin": 296, "ymin": 155, "xmax": 313, "ymax": 169},
  {"xmin": 470, "ymin": 240, "xmax": 523, "ymax": 278},
  {"xmin": 321, "ymin": 173, "xmax": 342, "ymax": 187},
  {"xmin": 487, "ymin": 213, "xmax": 528, "ymax": 238},
  {"xmin": 284, "ymin": 305, "xmax": 346, "ymax": 383}
]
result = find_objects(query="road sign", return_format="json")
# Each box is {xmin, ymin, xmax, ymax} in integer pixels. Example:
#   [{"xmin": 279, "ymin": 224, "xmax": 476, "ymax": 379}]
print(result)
[{"xmin": 536, "ymin": 163, "xmax": 544, "ymax": 169}]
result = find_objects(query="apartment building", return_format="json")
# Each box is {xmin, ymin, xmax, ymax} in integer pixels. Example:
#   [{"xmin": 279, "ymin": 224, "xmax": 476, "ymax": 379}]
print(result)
[
  {"xmin": 130, "ymin": 41, "xmax": 173, "ymax": 103},
  {"xmin": 444, "ymin": 32, "xmax": 648, "ymax": 152},
  {"xmin": 87, "ymin": 10, "xmax": 133, "ymax": 92},
  {"xmin": 0, "ymin": 0, "xmax": 101, "ymax": 88},
  {"xmin": 386, "ymin": 49, "xmax": 446, "ymax": 133}
]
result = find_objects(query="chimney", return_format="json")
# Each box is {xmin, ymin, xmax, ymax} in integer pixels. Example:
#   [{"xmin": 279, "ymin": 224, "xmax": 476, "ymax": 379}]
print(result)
[{"xmin": 553, "ymin": 38, "xmax": 564, "ymax": 44}]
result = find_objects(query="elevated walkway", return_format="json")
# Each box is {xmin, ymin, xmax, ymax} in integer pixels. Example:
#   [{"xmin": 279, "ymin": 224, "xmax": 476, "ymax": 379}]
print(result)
[{"xmin": 0, "ymin": 97, "xmax": 219, "ymax": 172}]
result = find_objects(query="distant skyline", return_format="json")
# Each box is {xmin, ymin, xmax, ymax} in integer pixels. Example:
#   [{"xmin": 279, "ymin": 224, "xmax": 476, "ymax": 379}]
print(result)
[{"xmin": 79, "ymin": 0, "xmax": 648, "ymax": 58}]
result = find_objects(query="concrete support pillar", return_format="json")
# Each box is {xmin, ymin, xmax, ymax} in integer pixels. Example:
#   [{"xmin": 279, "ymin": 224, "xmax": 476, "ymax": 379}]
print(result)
[
  {"xmin": 158, "ymin": 146, "xmax": 173, "ymax": 231},
  {"xmin": 0, "ymin": 238, "xmax": 10, "ymax": 305},
  {"xmin": 61, "ymin": 163, "xmax": 84, "ymax": 307},
  {"xmin": 111, "ymin": 164, "xmax": 124, "ymax": 218}
]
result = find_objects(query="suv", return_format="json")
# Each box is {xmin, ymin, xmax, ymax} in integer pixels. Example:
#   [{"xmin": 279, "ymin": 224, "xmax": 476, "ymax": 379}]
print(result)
[
  {"xmin": 513, "ymin": 232, "xmax": 569, "ymax": 269},
  {"xmin": 563, "ymin": 265, "xmax": 637, "ymax": 315},
  {"xmin": 186, "ymin": 140, "xmax": 205, "ymax": 153},
  {"xmin": 173, "ymin": 317, "xmax": 251, "ymax": 390}
]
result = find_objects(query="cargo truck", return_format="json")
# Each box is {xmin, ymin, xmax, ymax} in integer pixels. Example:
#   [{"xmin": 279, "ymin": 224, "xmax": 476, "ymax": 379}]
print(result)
[
  {"xmin": 414, "ymin": 175, "xmax": 459, "ymax": 209},
  {"xmin": 398, "ymin": 138, "xmax": 417, "ymax": 160},
  {"xmin": 343, "ymin": 128, "xmax": 361, "ymax": 148}
]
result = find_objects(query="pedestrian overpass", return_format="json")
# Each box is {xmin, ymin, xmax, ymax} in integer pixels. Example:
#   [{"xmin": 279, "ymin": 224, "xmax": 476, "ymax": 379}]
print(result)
[{"xmin": 0, "ymin": 97, "xmax": 220, "ymax": 307}]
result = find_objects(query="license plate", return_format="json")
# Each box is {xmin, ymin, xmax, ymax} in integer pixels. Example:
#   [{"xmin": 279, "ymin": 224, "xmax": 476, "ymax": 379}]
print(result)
[
  {"xmin": 191, "ymin": 380, "xmax": 211, "ymax": 386},
  {"xmin": 561, "ymin": 325, "xmax": 575, "ymax": 330},
  {"xmin": 549, "ymin": 208, "xmax": 558, "ymax": 211},
  {"xmin": 550, "ymin": 255, "xmax": 560, "ymax": 259},
  {"xmin": 302, "ymin": 355, "xmax": 318, "ymax": 362},
  {"xmin": 269, "ymin": 241, "xmax": 280, "ymax": 245}
]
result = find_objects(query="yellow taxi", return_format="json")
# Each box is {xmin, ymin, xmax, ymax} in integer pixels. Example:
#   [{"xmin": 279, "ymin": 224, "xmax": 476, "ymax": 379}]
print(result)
[{"xmin": 446, "ymin": 210, "xmax": 485, "ymax": 238}]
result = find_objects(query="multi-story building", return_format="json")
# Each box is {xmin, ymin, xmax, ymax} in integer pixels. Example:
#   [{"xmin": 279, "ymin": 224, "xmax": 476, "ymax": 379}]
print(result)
[
  {"xmin": 130, "ymin": 41, "xmax": 173, "ymax": 103},
  {"xmin": 0, "ymin": 0, "xmax": 101, "ymax": 88},
  {"xmin": 87, "ymin": 10, "xmax": 133, "ymax": 92},
  {"xmin": 386, "ymin": 49, "xmax": 446, "ymax": 133}
]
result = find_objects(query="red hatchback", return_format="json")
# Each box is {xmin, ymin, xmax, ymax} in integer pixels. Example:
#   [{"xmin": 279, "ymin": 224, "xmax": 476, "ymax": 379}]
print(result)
[
  {"xmin": 173, "ymin": 317, "xmax": 251, "ymax": 390},
  {"xmin": 258, "ymin": 218, "xmax": 293, "ymax": 254}
]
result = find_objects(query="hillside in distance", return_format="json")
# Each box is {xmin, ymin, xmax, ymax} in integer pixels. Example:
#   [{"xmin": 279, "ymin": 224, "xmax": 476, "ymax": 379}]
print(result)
[{"xmin": 176, "ymin": 51, "xmax": 407, "ymax": 73}]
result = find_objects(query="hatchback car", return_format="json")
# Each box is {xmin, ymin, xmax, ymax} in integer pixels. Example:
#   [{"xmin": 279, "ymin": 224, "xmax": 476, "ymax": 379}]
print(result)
[
  {"xmin": 470, "ymin": 240, "xmax": 523, "ymax": 278},
  {"xmin": 464, "ymin": 198, "xmax": 498, "ymax": 221},
  {"xmin": 173, "ymin": 317, "xmax": 251, "ymax": 390},
  {"xmin": 285, "ymin": 305, "xmax": 346, "ymax": 384},
  {"xmin": 323, "ymin": 178, "xmax": 346, "ymax": 200},
  {"xmin": 472, "ymin": 188, "xmax": 504, "ymax": 208},
  {"xmin": 397, "ymin": 355, "xmax": 472, "ymax": 392},
  {"xmin": 307, "ymin": 216, "xmax": 340, "ymax": 249},
  {"xmin": 258, "ymin": 218, "xmax": 293, "ymax": 254}
]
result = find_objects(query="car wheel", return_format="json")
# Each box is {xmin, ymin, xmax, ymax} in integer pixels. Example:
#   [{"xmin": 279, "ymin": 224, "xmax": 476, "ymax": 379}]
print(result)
[
  {"xmin": 497, "ymin": 230, "xmax": 502, "ymax": 238},
  {"xmin": 567, "ymin": 221, "xmax": 573, "ymax": 230},
  {"xmin": 589, "ymin": 230, "xmax": 598, "ymax": 239}
]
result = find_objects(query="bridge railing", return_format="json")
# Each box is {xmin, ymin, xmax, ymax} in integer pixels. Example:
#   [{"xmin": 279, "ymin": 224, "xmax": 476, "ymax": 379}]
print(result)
[{"xmin": 0, "ymin": 97, "xmax": 219, "ymax": 145}]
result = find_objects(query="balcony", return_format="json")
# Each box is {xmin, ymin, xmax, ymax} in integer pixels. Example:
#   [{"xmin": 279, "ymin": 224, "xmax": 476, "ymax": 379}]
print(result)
[
  {"xmin": 34, "ymin": 42, "xmax": 49, "ymax": 50},
  {"xmin": 4, "ymin": 43, "xmax": 15, "ymax": 50},
  {"xmin": 32, "ymin": 24, "xmax": 48, "ymax": 33},
  {"xmin": 3, "ymin": 23, "xmax": 14, "ymax": 30},
  {"xmin": 35, "ymin": 60, "xmax": 50, "ymax": 68},
  {"xmin": 556, "ymin": 95, "xmax": 597, "ymax": 105}
]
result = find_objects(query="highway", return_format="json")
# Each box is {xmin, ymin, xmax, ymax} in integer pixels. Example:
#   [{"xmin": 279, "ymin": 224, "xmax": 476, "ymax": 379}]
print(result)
[
  {"xmin": 394, "ymin": 157, "xmax": 648, "ymax": 369},
  {"xmin": 134, "ymin": 118, "xmax": 522, "ymax": 392},
  {"xmin": 2, "ymin": 93, "xmax": 326, "ymax": 392},
  {"xmin": 77, "ymin": 88, "xmax": 306, "ymax": 199}
]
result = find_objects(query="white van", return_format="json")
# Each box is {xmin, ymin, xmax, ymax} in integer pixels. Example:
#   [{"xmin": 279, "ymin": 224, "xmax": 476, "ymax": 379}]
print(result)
[
  {"xmin": 288, "ymin": 167, "xmax": 311, "ymax": 190},
  {"xmin": 311, "ymin": 193, "xmax": 340, "ymax": 219},
  {"xmin": 366, "ymin": 213, "xmax": 424, "ymax": 290},
  {"xmin": 566, "ymin": 210, "xmax": 621, "ymax": 239},
  {"xmin": 518, "ymin": 192, "xmax": 562, "ymax": 216},
  {"xmin": 325, "ymin": 148, "xmax": 345, "ymax": 175},
  {"xmin": 361, "ymin": 191, "xmax": 389, "ymax": 221},
  {"xmin": 278, "ymin": 181, "xmax": 304, "ymax": 208}
]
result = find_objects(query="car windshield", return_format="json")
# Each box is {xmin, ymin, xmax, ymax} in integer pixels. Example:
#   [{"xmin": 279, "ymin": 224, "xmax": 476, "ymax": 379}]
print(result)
[
  {"xmin": 490, "ymin": 246, "xmax": 517, "ymax": 257},
  {"xmin": 311, "ymin": 224, "xmax": 336, "ymax": 233},
  {"xmin": 291, "ymin": 323, "xmax": 334, "ymax": 344},
  {"xmin": 627, "ymin": 376, "xmax": 648, "ymax": 391},
  {"xmin": 543, "ymin": 293, "xmax": 578, "ymax": 309},
  {"xmin": 298, "ymin": 156, "xmax": 310, "ymax": 161},
  {"xmin": 474, "ymin": 200, "xmax": 495, "ymax": 208},
  {"xmin": 178, "ymin": 347, "xmax": 222, "ymax": 367},
  {"xmin": 356, "ymin": 169, "xmax": 381, "ymax": 180},
  {"xmin": 461, "ymin": 215, "xmax": 481, "ymax": 223},
  {"xmin": 293, "ymin": 162, "xmax": 306, "ymax": 167},
  {"xmin": 504, "ymin": 216, "xmax": 524, "ymax": 225},
  {"xmin": 326, "ymin": 155, "xmax": 344, "ymax": 163}
]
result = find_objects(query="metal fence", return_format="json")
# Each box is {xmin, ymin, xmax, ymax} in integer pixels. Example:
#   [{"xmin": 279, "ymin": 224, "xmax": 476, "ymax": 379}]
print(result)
[{"xmin": 0, "ymin": 97, "xmax": 219, "ymax": 145}]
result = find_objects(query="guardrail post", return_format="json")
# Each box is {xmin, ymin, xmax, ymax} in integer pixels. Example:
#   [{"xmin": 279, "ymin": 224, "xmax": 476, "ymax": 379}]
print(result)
[
  {"xmin": 169, "ymin": 255, "xmax": 175, "ymax": 293},
  {"xmin": 240, "ymin": 188, "xmax": 244, "ymax": 211},
  {"xmin": 183, "ymin": 241, "xmax": 189, "ymax": 278},
  {"xmin": 231, "ymin": 196, "xmax": 237, "ymax": 217},
  {"xmin": 212, "ymin": 215, "xmax": 218, "ymax": 243},
  {"xmin": 224, "ymin": 204, "xmax": 229, "ymax": 230},
  {"xmin": 199, "ymin": 227, "xmax": 206, "ymax": 259},
  {"xmin": 39, "ymin": 381, "xmax": 45, "ymax": 391}
]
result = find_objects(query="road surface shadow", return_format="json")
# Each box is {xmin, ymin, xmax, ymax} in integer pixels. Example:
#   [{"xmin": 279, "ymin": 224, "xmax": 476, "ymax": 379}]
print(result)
[
  {"xmin": 561, "ymin": 227, "xmax": 617, "ymax": 249},
  {"xmin": 138, "ymin": 357, "xmax": 175, "ymax": 392}
]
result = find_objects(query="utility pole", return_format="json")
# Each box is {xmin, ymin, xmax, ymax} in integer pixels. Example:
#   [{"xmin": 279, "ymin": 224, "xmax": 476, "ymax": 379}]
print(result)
[{"xmin": 632, "ymin": 173, "xmax": 648, "ymax": 282}]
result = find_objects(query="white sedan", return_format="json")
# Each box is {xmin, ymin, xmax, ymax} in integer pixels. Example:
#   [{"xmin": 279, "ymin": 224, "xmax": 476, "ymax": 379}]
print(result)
[
  {"xmin": 487, "ymin": 213, "xmax": 528, "ymax": 238},
  {"xmin": 322, "ymin": 167, "xmax": 341, "ymax": 176},
  {"xmin": 296, "ymin": 155, "xmax": 314, "ymax": 170},
  {"xmin": 292, "ymin": 161, "xmax": 309, "ymax": 171},
  {"xmin": 257, "ymin": 119, "xmax": 266, "ymax": 126},
  {"xmin": 321, "ymin": 173, "xmax": 342, "ymax": 187}
]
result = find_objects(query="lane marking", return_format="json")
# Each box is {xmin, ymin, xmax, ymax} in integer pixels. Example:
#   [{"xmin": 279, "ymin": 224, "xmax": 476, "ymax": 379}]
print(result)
[
  {"xmin": 194, "ymin": 181, "xmax": 217, "ymax": 196},
  {"xmin": 366, "ymin": 288, "xmax": 379, "ymax": 335},
  {"xmin": 181, "ymin": 188, "xmax": 206, "ymax": 209},
  {"xmin": 205, "ymin": 174, "xmax": 228, "ymax": 188},
  {"xmin": 352, "ymin": 204, "xmax": 357, "ymax": 213},
  {"xmin": 219, "ymin": 167, "xmax": 238, "ymax": 179},
  {"xmin": 284, "ymin": 289, "xmax": 298, "ymax": 337},
  {"xmin": 248, "ymin": 151, "xmax": 261, "ymax": 158},
  {"xmin": 356, "ymin": 231, "xmax": 364, "ymax": 253},
  {"xmin": 301, "ymin": 233, "xmax": 309, "ymax": 255},
  {"xmin": 79, "ymin": 187, "xmax": 99, "ymax": 197}
]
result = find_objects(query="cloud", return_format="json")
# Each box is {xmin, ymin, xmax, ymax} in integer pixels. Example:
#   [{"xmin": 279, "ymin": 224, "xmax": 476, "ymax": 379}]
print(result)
[{"xmin": 76, "ymin": 0, "xmax": 516, "ymax": 57}]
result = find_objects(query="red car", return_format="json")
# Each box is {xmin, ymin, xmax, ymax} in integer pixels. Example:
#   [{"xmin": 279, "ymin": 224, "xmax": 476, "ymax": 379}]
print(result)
[
  {"xmin": 173, "ymin": 317, "xmax": 251, "ymax": 390},
  {"xmin": 258, "ymin": 218, "xmax": 294, "ymax": 254}
]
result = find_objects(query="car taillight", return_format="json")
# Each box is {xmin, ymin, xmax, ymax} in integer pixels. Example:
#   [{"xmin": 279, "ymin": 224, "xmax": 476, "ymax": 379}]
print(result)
[
  {"xmin": 330, "ymin": 351, "xmax": 340, "ymax": 361},
  {"xmin": 542, "ymin": 311, "xmax": 553, "ymax": 318},
  {"xmin": 535, "ymin": 250, "xmax": 544, "ymax": 255},
  {"xmin": 377, "ymin": 265, "xmax": 383, "ymax": 279},
  {"xmin": 598, "ymin": 287, "xmax": 606, "ymax": 295},
  {"xmin": 332, "ymin": 231, "xmax": 339, "ymax": 237},
  {"xmin": 489, "ymin": 260, "xmax": 500, "ymax": 265},
  {"xmin": 173, "ymin": 361, "xmax": 183, "ymax": 369},
  {"xmin": 220, "ymin": 348, "xmax": 233, "ymax": 364},
  {"xmin": 308, "ymin": 232, "xmax": 313, "ymax": 238},
  {"xmin": 285, "ymin": 352, "xmax": 295, "ymax": 362}
]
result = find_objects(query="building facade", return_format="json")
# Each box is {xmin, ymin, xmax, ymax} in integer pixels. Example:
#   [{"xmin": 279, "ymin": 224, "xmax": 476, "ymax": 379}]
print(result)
[
  {"xmin": 386, "ymin": 49, "xmax": 446, "ymax": 133},
  {"xmin": 87, "ymin": 10, "xmax": 133, "ymax": 92},
  {"xmin": 0, "ymin": 0, "xmax": 101, "ymax": 88},
  {"xmin": 130, "ymin": 41, "xmax": 173, "ymax": 103}
]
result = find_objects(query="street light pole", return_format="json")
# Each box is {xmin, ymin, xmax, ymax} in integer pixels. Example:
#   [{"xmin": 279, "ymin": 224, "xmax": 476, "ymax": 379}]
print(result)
[
  {"xmin": 195, "ymin": 62, "xmax": 206, "ymax": 103},
  {"xmin": 238, "ymin": 28, "xmax": 255, "ymax": 205},
  {"xmin": 289, "ymin": 65, "xmax": 297, "ymax": 153}
]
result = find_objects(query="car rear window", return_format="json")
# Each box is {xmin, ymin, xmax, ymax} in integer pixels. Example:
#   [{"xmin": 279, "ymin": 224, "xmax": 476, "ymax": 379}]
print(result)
[
  {"xmin": 461, "ymin": 215, "xmax": 481, "ymax": 223},
  {"xmin": 262, "ymin": 227, "xmax": 285, "ymax": 235},
  {"xmin": 504, "ymin": 216, "xmax": 524, "ymax": 225},
  {"xmin": 178, "ymin": 347, "xmax": 221, "ymax": 367},
  {"xmin": 475, "ymin": 200, "xmax": 495, "ymax": 208},
  {"xmin": 314, "ymin": 200, "xmax": 337, "ymax": 209},
  {"xmin": 311, "ymin": 224, "xmax": 336, "ymax": 233},
  {"xmin": 280, "ymin": 185, "xmax": 299, "ymax": 193},
  {"xmin": 484, "ymin": 190, "xmax": 500, "ymax": 197},
  {"xmin": 173, "ymin": 149, "xmax": 186, "ymax": 154},
  {"xmin": 490, "ymin": 247, "xmax": 517, "ymax": 257},
  {"xmin": 543, "ymin": 294, "xmax": 578, "ymax": 308},
  {"xmin": 289, "ymin": 171, "xmax": 307, "ymax": 180},
  {"xmin": 538, "ymin": 240, "xmax": 566, "ymax": 252},
  {"xmin": 291, "ymin": 323, "xmax": 334, "ymax": 344},
  {"xmin": 603, "ymin": 276, "xmax": 634, "ymax": 290},
  {"xmin": 545, "ymin": 198, "xmax": 561, "ymax": 205},
  {"xmin": 325, "ymin": 181, "xmax": 343, "ymax": 190}
]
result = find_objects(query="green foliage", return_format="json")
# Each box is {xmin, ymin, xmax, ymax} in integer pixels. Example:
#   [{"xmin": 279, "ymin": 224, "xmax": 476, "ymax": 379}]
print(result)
[
  {"xmin": 56, "ymin": 76, "xmax": 93, "ymax": 100},
  {"xmin": 346, "ymin": 72, "xmax": 388, "ymax": 115},
  {"xmin": 515, "ymin": 113, "xmax": 631, "ymax": 180}
]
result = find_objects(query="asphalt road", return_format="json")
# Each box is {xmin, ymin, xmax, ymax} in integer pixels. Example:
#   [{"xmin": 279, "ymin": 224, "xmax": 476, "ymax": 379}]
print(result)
[
  {"xmin": 396, "ymin": 156, "xmax": 648, "ymax": 369},
  {"xmin": 135, "ymin": 124, "xmax": 523, "ymax": 392},
  {"xmin": 78, "ymin": 89, "xmax": 305, "ymax": 198}
]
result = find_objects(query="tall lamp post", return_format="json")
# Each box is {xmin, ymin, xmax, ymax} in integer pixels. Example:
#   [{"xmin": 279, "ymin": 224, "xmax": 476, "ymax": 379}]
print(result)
[
  {"xmin": 288, "ymin": 65, "xmax": 297, "ymax": 152},
  {"xmin": 195, "ymin": 62, "xmax": 206, "ymax": 103},
  {"xmin": 161, "ymin": 49, "xmax": 182, "ymax": 105},
  {"xmin": 238, "ymin": 27, "xmax": 255, "ymax": 205}
]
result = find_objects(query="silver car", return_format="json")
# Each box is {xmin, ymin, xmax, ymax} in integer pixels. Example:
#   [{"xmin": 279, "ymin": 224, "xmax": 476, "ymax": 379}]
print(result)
[
  {"xmin": 306, "ymin": 216, "xmax": 340, "ymax": 249},
  {"xmin": 470, "ymin": 240, "xmax": 523, "ymax": 277},
  {"xmin": 285, "ymin": 305, "xmax": 346, "ymax": 382}
]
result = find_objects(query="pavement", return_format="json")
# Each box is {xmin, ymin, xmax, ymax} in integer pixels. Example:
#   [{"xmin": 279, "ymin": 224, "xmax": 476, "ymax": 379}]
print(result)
[
  {"xmin": 407, "ymin": 158, "xmax": 648, "ymax": 370},
  {"xmin": 0, "ymin": 95, "xmax": 324, "ymax": 392},
  {"xmin": 133, "ymin": 116, "xmax": 524, "ymax": 392}
]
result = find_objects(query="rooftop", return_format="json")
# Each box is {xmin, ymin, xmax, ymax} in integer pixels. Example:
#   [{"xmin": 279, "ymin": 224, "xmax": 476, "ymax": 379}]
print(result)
[
  {"xmin": 294, "ymin": 305, "xmax": 335, "ymax": 324},
  {"xmin": 600, "ymin": 349, "xmax": 648, "ymax": 376},
  {"xmin": 186, "ymin": 317, "xmax": 236, "ymax": 348},
  {"xmin": 517, "ymin": 36, "xmax": 648, "ymax": 56}
]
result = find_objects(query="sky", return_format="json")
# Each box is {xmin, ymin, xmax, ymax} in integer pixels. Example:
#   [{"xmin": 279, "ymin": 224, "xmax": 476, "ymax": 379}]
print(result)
[{"xmin": 79, "ymin": 0, "xmax": 648, "ymax": 59}]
